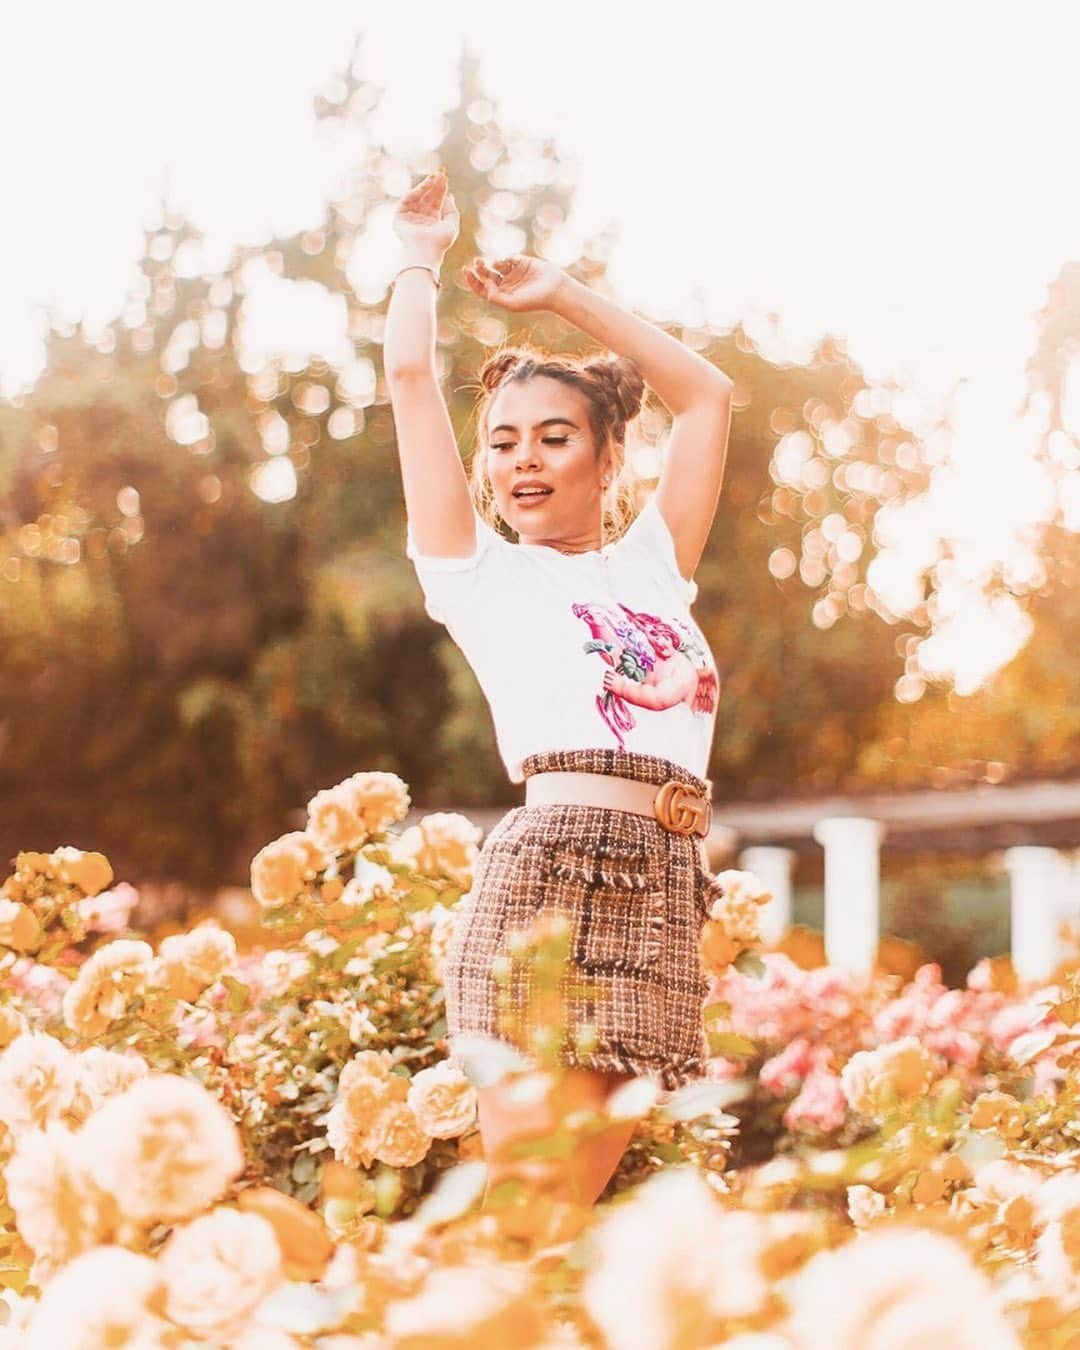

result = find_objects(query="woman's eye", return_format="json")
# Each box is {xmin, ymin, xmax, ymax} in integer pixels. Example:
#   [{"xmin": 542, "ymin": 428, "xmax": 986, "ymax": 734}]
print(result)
[{"xmin": 491, "ymin": 437, "xmax": 568, "ymax": 451}]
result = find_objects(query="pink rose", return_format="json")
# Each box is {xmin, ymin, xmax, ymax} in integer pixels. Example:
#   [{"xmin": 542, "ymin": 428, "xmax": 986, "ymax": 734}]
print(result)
[
  {"xmin": 77, "ymin": 882, "xmax": 139, "ymax": 934},
  {"xmin": 783, "ymin": 1068, "xmax": 847, "ymax": 1134},
  {"xmin": 760, "ymin": 1038, "xmax": 827, "ymax": 1096}
]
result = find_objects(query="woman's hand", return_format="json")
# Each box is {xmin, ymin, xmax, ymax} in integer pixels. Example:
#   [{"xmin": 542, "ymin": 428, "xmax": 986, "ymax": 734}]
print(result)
[
  {"xmin": 393, "ymin": 168, "xmax": 459, "ymax": 259},
  {"xmin": 462, "ymin": 254, "xmax": 566, "ymax": 313}
]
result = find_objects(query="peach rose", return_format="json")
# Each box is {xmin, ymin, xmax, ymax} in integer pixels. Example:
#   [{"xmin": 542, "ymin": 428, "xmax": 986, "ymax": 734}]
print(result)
[
  {"xmin": 78, "ymin": 1074, "xmax": 245, "ymax": 1229},
  {"xmin": 160, "ymin": 1207, "xmax": 283, "ymax": 1341},
  {"xmin": 306, "ymin": 784, "xmax": 368, "ymax": 856},
  {"xmin": 787, "ymin": 1225, "xmax": 1020, "ymax": 1348},
  {"xmin": 49, "ymin": 846, "xmax": 113, "ymax": 897},
  {"xmin": 706, "ymin": 869, "xmax": 772, "ymax": 943},
  {"xmin": 5, "ymin": 1121, "xmax": 108, "ymax": 1283},
  {"xmin": 337, "ymin": 770, "xmax": 411, "ymax": 836},
  {"xmin": 250, "ymin": 832, "xmax": 328, "ymax": 910},
  {"xmin": 700, "ymin": 921, "xmax": 742, "ymax": 974},
  {"xmin": 0, "ymin": 1031, "xmax": 83, "ymax": 1135},
  {"xmin": 327, "ymin": 1052, "xmax": 433, "ymax": 1170},
  {"xmin": 153, "ymin": 923, "xmax": 237, "ymax": 1003},
  {"xmin": 372, "ymin": 1102, "xmax": 432, "ymax": 1169},
  {"xmin": 841, "ymin": 1038, "xmax": 936, "ymax": 1119},
  {"xmin": 969, "ymin": 1090, "xmax": 1025, "ymax": 1140},
  {"xmin": 61, "ymin": 939, "xmax": 154, "ymax": 1039},
  {"xmin": 0, "ymin": 900, "xmax": 41, "ymax": 952},
  {"xmin": 388, "ymin": 815, "xmax": 483, "ymax": 890},
  {"xmin": 12, "ymin": 851, "xmax": 53, "ymax": 878},
  {"xmin": 406, "ymin": 1060, "xmax": 478, "ymax": 1139},
  {"xmin": 326, "ymin": 1073, "xmax": 391, "ymax": 1170},
  {"xmin": 18, "ymin": 1245, "xmax": 168, "ymax": 1346}
]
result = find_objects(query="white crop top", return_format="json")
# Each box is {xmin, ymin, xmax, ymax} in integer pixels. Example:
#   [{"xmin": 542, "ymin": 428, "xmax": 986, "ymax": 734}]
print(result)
[{"xmin": 405, "ymin": 496, "xmax": 720, "ymax": 785}]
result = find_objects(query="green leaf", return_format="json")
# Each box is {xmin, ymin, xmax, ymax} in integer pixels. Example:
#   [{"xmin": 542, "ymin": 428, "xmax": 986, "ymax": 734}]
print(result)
[
  {"xmin": 702, "ymin": 1001, "xmax": 731, "ymax": 1022},
  {"xmin": 327, "ymin": 937, "xmax": 365, "ymax": 972},
  {"xmin": 291, "ymin": 1152, "xmax": 318, "ymax": 1184},
  {"xmin": 221, "ymin": 974, "xmax": 251, "ymax": 1014},
  {"xmin": 707, "ymin": 1031, "xmax": 758, "ymax": 1058},
  {"xmin": 733, "ymin": 949, "xmax": 766, "ymax": 979}
]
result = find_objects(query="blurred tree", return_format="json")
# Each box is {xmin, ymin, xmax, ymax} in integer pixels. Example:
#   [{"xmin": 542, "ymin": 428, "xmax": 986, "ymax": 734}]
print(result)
[{"xmin": 850, "ymin": 259, "xmax": 1080, "ymax": 789}]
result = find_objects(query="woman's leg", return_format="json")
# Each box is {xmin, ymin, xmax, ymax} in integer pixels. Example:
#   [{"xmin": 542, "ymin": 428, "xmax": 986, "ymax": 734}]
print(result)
[
  {"xmin": 564, "ymin": 1067, "xmax": 641, "ymax": 1205},
  {"xmin": 477, "ymin": 1064, "xmax": 639, "ymax": 1208}
]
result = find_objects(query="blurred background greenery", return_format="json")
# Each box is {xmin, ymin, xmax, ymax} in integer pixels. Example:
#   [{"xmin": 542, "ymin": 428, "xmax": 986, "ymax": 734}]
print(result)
[{"xmin": 0, "ymin": 44, "xmax": 1076, "ymax": 980}]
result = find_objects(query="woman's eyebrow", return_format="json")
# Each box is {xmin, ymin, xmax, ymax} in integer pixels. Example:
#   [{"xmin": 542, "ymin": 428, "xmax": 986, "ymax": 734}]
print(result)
[{"xmin": 489, "ymin": 418, "xmax": 580, "ymax": 434}]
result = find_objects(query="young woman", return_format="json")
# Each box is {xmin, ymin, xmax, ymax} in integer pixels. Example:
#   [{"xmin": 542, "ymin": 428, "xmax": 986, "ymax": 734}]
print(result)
[{"xmin": 386, "ymin": 168, "xmax": 733, "ymax": 1207}]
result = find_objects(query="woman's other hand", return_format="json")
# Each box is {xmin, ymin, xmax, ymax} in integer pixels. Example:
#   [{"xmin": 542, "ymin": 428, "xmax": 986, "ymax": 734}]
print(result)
[
  {"xmin": 462, "ymin": 254, "xmax": 566, "ymax": 312},
  {"xmin": 394, "ymin": 167, "xmax": 460, "ymax": 259}
]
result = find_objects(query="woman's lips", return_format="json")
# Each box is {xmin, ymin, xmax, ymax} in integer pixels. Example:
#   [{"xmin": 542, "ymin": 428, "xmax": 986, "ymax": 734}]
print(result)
[{"xmin": 513, "ymin": 490, "xmax": 553, "ymax": 507}]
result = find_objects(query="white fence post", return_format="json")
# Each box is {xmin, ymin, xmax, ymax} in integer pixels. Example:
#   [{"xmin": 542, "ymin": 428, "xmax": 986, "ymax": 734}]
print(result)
[
  {"xmin": 738, "ymin": 845, "xmax": 797, "ymax": 945},
  {"xmin": 1004, "ymin": 845, "xmax": 1070, "ymax": 984},
  {"xmin": 811, "ymin": 816, "xmax": 886, "ymax": 975},
  {"xmin": 1056, "ymin": 851, "xmax": 1080, "ymax": 921}
]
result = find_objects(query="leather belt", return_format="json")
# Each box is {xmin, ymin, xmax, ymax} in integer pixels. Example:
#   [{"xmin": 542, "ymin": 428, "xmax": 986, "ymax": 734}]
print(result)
[{"xmin": 524, "ymin": 770, "xmax": 712, "ymax": 841}]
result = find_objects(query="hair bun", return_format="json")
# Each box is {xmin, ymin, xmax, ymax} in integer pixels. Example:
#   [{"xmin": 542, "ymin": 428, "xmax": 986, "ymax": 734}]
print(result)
[
  {"xmin": 478, "ymin": 347, "xmax": 530, "ymax": 393},
  {"xmin": 584, "ymin": 355, "xmax": 645, "ymax": 425}
]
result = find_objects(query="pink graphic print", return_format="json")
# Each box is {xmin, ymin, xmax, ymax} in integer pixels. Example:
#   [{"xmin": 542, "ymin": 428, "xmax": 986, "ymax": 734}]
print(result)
[{"xmin": 571, "ymin": 601, "xmax": 719, "ymax": 749}]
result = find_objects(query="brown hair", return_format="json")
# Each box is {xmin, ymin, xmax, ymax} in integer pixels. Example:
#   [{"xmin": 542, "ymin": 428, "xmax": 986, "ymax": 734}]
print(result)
[{"xmin": 466, "ymin": 344, "xmax": 647, "ymax": 545}]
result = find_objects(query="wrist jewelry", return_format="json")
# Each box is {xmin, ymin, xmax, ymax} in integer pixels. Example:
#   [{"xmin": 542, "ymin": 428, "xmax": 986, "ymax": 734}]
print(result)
[{"xmin": 392, "ymin": 264, "xmax": 441, "ymax": 290}]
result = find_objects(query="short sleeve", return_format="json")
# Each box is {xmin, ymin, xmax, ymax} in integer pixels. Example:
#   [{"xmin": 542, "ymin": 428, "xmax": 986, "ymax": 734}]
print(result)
[
  {"xmin": 615, "ymin": 496, "xmax": 699, "ymax": 605},
  {"xmin": 405, "ymin": 508, "xmax": 505, "ymax": 627}
]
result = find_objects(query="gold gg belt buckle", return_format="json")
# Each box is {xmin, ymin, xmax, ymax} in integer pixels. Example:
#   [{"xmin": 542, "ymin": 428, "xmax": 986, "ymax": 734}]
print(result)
[{"xmin": 652, "ymin": 779, "xmax": 712, "ymax": 837}]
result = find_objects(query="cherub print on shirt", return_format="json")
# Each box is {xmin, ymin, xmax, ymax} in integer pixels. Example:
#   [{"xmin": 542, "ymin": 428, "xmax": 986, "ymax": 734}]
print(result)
[{"xmin": 573, "ymin": 600, "xmax": 719, "ymax": 751}]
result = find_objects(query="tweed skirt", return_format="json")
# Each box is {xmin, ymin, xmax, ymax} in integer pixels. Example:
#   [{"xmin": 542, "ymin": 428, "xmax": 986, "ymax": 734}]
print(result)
[{"xmin": 442, "ymin": 748, "xmax": 717, "ymax": 1093}]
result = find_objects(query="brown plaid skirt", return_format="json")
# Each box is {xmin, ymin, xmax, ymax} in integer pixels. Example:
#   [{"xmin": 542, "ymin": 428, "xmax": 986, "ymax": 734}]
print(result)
[{"xmin": 442, "ymin": 748, "xmax": 716, "ymax": 1092}]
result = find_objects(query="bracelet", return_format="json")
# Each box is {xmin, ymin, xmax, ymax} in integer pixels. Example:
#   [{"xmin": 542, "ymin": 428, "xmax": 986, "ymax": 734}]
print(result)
[{"xmin": 392, "ymin": 264, "xmax": 441, "ymax": 290}]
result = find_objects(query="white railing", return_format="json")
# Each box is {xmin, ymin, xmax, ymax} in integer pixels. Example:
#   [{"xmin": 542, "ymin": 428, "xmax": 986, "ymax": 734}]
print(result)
[{"xmin": 737, "ymin": 824, "xmax": 1080, "ymax": 981}]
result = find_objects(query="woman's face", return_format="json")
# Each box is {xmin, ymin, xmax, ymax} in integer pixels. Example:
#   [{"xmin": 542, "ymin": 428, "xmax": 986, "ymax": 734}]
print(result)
[{"xmin": 485, "ymin": 376, "xmax": 606, "ymax": 552}]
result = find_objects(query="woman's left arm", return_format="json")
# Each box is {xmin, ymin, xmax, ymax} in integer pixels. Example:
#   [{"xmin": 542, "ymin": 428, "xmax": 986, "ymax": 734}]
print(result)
[
  {"xmin": 546, "ymin": 273, "xmax": 733, "ymax": 585},
  {"xmin": 546, "ymin": 273, "xmax": 732, "ymax": 414}
]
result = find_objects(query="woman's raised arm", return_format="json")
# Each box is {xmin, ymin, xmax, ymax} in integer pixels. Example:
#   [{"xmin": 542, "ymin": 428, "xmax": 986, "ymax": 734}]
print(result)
[
  {"xmin": 385, "ymin": 170, "xmax": 477, "ymax": 560},
  {"xmin": 465, "ymin": 253, "xmax": 733, "ymax": 584}
]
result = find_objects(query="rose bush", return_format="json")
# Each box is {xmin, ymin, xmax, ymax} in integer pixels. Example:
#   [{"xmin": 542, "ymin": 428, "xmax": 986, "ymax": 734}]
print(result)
[{"xmin": 0, "ymin": 769, "xmax": 1076, "ymax": 1344}]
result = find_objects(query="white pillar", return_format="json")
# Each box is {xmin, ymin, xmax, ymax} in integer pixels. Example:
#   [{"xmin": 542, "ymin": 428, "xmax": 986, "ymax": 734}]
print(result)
[
  {"xmin": 739, "ymin": 846, "xmax": 797, "ymax": 945},
  {"xmin": 1055, "ymin": 852, "xmax": 1080, "ymax": 921},
  {"xmin": 811, "ymin": 816, "xmax": 886, "ymax": 975},
  {"xmin": 1066, "ymin": 854, "xmax": 1080, "ymax": 956},
  {"xmin": 1004, "ymin": 846, "xmax": 1069, "ymax": 984}
]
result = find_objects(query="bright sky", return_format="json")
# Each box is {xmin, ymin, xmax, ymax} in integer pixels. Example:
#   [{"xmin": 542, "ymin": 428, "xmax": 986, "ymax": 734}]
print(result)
[{"xmin": 2, "ymin": 0, "xmax": 1078, "ymax": 693}]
